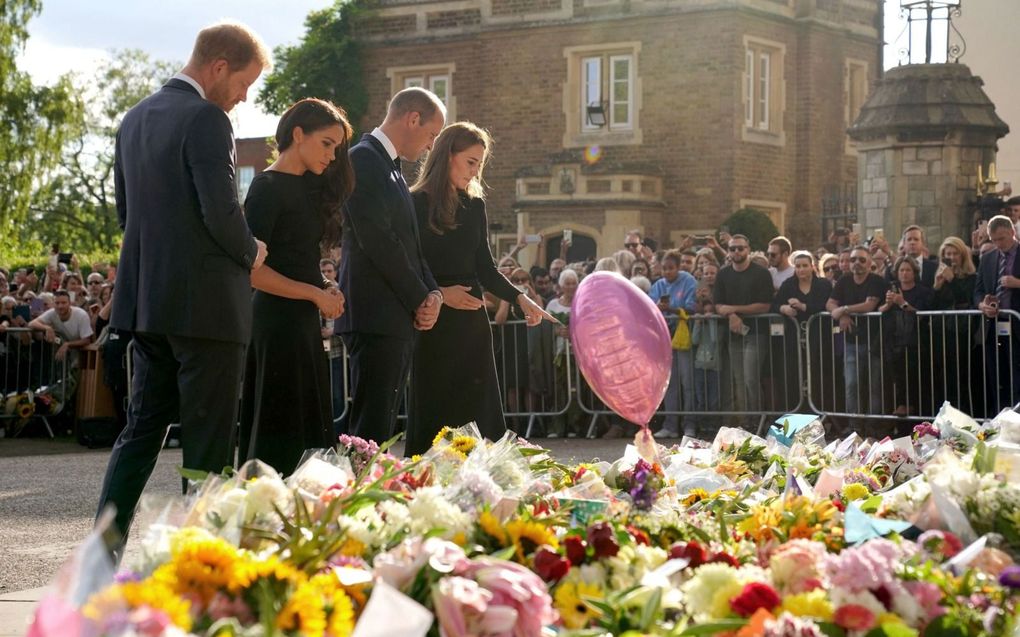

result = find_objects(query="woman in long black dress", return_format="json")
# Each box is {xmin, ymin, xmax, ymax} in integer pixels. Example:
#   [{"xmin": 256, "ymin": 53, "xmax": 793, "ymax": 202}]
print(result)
[
  {"xmin": 239, "ymin": 99, "xmax": 354, "ymax": 476},
  {"xmin": 405, "ymin": 122, "xmax": 554, "ymax": 455}
]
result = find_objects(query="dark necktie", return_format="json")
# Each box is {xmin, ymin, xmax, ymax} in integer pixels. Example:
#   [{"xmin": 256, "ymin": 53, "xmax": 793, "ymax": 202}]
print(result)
[
  {"xmin": 996, "ymin": 251, "xmax": 1008, "ymax": 305},
  {"xmin": 393, "ymin": 156, "xmax": 401, "ymax": 171}
]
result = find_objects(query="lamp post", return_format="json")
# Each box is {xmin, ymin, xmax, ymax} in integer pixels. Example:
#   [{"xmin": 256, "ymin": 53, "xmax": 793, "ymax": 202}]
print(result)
[{"xmin": 898, "ymin": 0, "xmax": 965, "ymax": 64}]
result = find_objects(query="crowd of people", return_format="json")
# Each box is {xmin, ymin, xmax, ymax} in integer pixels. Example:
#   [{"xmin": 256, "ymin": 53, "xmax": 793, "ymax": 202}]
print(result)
[{"xmin": 488, "ymin": 211, "xmax": 1020, "ymax": 440}]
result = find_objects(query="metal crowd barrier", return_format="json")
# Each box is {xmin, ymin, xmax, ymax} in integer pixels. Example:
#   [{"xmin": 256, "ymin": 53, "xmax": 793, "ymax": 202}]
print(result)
[
  {"xmin": 805, "ymin": 309, "xmax": 1020, "ymax": 424},
  {"xmin": 321, "ymin": 309, "xmax": 1019, "ymax": 439},
  {"xmin": 0, "ymin": 327, "xmax": 72, "ymax": 438},
  {"xmin": 573, "ymin": 313, "xmax": 805, "ymax": 437}
]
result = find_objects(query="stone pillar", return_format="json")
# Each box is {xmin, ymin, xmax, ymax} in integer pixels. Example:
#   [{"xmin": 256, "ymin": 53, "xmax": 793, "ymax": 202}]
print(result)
[{"xmin": 849, "ymin": 64, "xmax": 1008, "ymax": 247}]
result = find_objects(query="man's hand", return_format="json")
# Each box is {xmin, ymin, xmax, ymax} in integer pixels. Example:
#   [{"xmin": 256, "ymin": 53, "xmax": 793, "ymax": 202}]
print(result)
[
  {"xmin": 728, "ymin": 313, "xmax": 745, "ymax": 334},
  {"xmin": 1002, "ymin": 275, "xmax": 1020, "ymax": 289},
  {"xmin": 830, "ymin": 305, "xmax": 846, "ymax": 321},
  {"xmin": 313, "ymin": 288, "xmax": 344, "ymax": 320},
  {"xmin": 42, "ymin": 326, "xmax": 56, "ymax": 343},
  {"xmin": 415, "ymin": 291, "xmax": 442, "ymax": 330},
  {"xmin": 838, "ymin": 314, "xmax": 854, "ymax": 333},
  {"xmin": 716, "ymin": 304, "xmax": 736, "ymax": 317},
  {"xmin": 54, "ymin": 343, "xmax": 68, "ymax": 362},
  {"xmin": 253, "ymin": 239, "xmax": 268, "ymax": 270},
  {"xmin": 979, "ymin": 295, "xmax": 999, "ymax": 319}
]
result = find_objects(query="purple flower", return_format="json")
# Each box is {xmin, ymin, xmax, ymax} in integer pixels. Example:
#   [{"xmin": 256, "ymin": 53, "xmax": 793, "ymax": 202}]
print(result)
[{"xmin": 999, "ymin": 566, "xmax": 1020, "ymax": 589}]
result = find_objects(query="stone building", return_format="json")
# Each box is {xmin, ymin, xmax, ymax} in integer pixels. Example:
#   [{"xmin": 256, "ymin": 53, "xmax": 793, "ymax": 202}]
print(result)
[
  {"xmin": 358, "ymin": 0, "xmax": 882, "ymax": 260},
  {"xmin": 236, "ymin": 136, "xmax": 275, "ymax": 202}
]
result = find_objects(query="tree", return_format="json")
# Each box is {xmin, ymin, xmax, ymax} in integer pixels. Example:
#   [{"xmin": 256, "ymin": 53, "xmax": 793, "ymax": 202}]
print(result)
[
  {"xmin": 0, "ymin": 0, "xmax": 81, "ymax": 253},
  {"xmin": 258, "ymin": 0, "xmax": 368, "ymax": 130},
  {"xmin": 28, "ymin": 49, "xmax": 178, "ymax": 252},
  {"xmin": 721, "ymin": 208, "xmax": 781, "ymax": 251}
]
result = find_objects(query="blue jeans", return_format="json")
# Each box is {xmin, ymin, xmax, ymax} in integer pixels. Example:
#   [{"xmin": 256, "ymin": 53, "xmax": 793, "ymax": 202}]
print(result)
[
  {"xmin": 844, "ymin": 340, "xmax": 881, "ymax": 418},
  {"xmin": 663, "ymin": 349, "xmax": 694, "ymax": 432},
  {"xmin": 726, "ymin": 333, "xmax": 766, "ymax": 413}
]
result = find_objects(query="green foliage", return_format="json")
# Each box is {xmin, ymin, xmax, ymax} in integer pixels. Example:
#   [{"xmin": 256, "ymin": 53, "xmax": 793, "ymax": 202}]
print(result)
[
  {"xmin": 0, "ymin": 0, "xmax": 82, "ymax": 252},
  {"xmin": 28, "ymin": 49, "xmax": 178, "ymax": 252},
  {"xmin": 720, "ymin": 208, "xmax": 781, "ymax": 251},
  {"xmin": 258, "ymin": 0, "xmax": 369, "ymax": 131}
]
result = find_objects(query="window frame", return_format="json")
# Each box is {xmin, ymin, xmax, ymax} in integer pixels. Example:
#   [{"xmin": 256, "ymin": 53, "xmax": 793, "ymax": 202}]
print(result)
[
  {"xmin": 563, "ymin": 42, "xmax": 642, "ymax": 147},
  {"xmin": 741, "ymin": 36, "xmax": 786, "ymax": 147},
  {"xmin": 387, "ymin": 63, "xmax": 457, "ymax": 120}
]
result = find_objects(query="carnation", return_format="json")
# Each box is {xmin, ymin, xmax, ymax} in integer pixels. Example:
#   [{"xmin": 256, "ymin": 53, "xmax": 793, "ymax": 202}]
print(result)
[
  {"xmin": 408, "ymin": 487, "xmax": 472, "ymax": 539},
  {"xmin": 770, "ymin": 540, "xmax": 827, "ymax": 594},
  {"xmin": 763, "ymin": 612, "xmax": 825, "ymax": 637}
]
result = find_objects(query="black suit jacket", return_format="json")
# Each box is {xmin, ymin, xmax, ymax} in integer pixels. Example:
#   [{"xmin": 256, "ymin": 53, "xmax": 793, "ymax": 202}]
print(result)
[
  {"xmin": 337, "ymin": 134, "xmax": 437, "ymax": 338},
  {"xmin": 886, "ymin": 256, "xmax": 938, "ymax": 288},
  {"xmin": 110, "ymin": 79, "xmax": 258, "ymax": 344},
  {"xmin": 974, "ymin": 244, "xmax": 1020, "ymax": 311}
]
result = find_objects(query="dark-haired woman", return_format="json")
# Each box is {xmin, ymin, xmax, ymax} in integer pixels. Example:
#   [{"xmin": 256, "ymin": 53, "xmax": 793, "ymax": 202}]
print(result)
[
  {"xmin": 239, "ymin": 98, "xmax": 353, "ymax": 476},
  {"xmin": 404, "ymin": 122, "xmax": 554, "ymax": 455}
]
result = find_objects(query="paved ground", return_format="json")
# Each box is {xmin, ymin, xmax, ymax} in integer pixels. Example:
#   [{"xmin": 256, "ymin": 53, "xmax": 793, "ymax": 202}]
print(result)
[{"xmin": 0, "ymin": 433, "xmax": 638, "ymax": 635}]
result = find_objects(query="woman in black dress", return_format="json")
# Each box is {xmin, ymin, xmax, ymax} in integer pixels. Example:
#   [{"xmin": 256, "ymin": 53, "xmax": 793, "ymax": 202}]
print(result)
[
  {"xmin": 239, "ymin": 99, "xmax": 354, "ymax": 476},
  {"xmin": 405, "ymin": 122, "xmax": 553, "ymax": 455}
]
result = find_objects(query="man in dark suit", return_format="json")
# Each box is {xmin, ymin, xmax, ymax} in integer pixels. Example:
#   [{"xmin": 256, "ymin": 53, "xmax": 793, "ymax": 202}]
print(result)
[
  {"xmin": 886, "ymin": 225, "xmax": 938, "ymax": 287},
  {"xmin": 974, "ymin": 215, "xmax": 1020, "ymax": 414},
  {"xmin": 338, "ymin": 88, "xmax": 446, "ymax": 443},
  {"xmin": 96, "ymin": 23, "xmax": 271, "ymax": 544}
]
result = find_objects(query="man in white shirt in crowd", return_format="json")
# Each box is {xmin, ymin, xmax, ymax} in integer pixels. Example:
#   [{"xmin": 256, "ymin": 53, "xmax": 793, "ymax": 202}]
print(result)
[
  {"xmin": 28, "ymin": 289, "xmax": 93, "ymax": 363},
  {"xmin": 767, "ymin": 236, "xmax": 795, "ymax": 290}
]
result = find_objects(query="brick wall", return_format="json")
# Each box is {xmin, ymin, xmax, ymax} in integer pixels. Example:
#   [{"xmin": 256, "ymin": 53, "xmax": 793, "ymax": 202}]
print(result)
[{"xmin": 352, "ymin": 0, "xmax": 880, "ymax": 251}]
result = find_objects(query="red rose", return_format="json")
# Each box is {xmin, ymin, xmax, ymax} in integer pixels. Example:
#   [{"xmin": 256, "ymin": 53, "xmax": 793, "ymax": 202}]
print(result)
[
  {"xmin": 627, "ymin": 525, "xmax": 650, "ymax": 546},
  {"xmin": 833, "ymin": 604, "xmax": 876, "ymax": 631},
  {"xmin": 708, "ymin": 551, "xmax": 740, "ymax": 568},
  {"xmin": 533, "ymin": 546, "xmax": 570, "ymax": 582},
  {"xmin": 667, "ymin": 541, "xmax": 707, "ymax": 568},
  {"xmin": 587, "ymin": 522, "xmax": 620, "ymax": 558},
  {"xmin": 729, "ymin": 582, "xmax": 781, "ymax": 618},
  {"xmin": 563, "ymin": 535, "xmax": 588, "ymax": 566}
]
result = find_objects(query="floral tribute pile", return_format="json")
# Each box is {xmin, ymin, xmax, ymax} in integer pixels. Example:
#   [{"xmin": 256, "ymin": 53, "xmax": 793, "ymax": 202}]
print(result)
[{"xmin": 27, "ymin": 403, "xmax": 1020, "ymax": 637}]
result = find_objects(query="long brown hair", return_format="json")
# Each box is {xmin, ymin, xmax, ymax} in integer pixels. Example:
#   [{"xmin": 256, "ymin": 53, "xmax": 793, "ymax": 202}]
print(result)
[
  {"xmin": 275, "ymin": 98, "xmax": 354, "ymax": 250},
  {"xmin": 410, "ymin": 121, "xmax": 491, "ymax": 234}
]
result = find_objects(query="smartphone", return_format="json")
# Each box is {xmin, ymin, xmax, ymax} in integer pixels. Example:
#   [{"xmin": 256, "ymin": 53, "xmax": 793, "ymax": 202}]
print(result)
[
  {"xmin": 563, "ymin": 229, "xmax": 573, "ymax": 243},
  {"xmin": 58, "ymin": 252, "xmax": 72, "ymax": 265},
  {"xmin": 852, "ymin": 223, "xmax": 862, "ymax": 236},
  {"xmin": 28, "ymin": 298, "xmax": 44, "ymax": 317},
  {"xmin": 942, "ymin": 258, "xmax": 953, "ymax": 267},
  {"xmin": 978, "ymin": 219, "xmax": 988, "ymax": 230},
  {"xmin": 68, "ymin": 291, "xmax": 76, "ymax": 303},
  {"xmin": 890, "ymin": 283, "xmax": 899, "ymax": 294},
  {"xmin": 659, "ymin": 295, "xmax": 670, "ymax": 304},
  {"xmin": 692, "ymin": 236, "xmax": 708, "ymax": 246},
  {"xmin": 12, "ymin": 305, "xmax": 30, "ymax": 322},
  {"xmin": 524, "ymin": 234, "xmax": 541, "ymax": 244},
  {"xmin": 719, "ymin": 225, "xmax": 730, "ymax": 235},
  {"xmin": 873, "ymin": 228, "xmax": 885, "ymax": 242}
]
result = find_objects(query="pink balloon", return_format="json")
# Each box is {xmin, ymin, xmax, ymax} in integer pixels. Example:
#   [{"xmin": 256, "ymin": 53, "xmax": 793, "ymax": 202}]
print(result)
[{"xmin": 569, "ymin": 271, "xmax": 672, "ymax": 427}]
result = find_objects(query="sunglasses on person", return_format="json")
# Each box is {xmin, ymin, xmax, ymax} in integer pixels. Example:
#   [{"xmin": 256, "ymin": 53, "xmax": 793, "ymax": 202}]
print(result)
[
  {"xmin": 511, "ymin": 277, "xmax": 530, "ymax": 284},
  {"xmin": 728, "ymin": 245, "xmax": 748, "ymax": 252},
  {"xmin": 625, "ymin": 242, "xmax": 641, "ymax": 249},
  {"xmin": 824, "ymin": 266, "xmax": 838, "ymax": 272}
]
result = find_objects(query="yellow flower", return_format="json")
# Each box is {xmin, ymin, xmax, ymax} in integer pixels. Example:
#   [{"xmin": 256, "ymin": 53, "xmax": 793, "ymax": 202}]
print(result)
[
  {"xmin": 878, "ymin": 612, "xmax": 909, "ymax": 627},
  {"xmin": 229, "ymin": 554, "xmax": 304, "ymax": 593},
  {"xmin": 450, "ymin": 435, "xmax": 477, "ymax": 457},
  {"xmin": 779, "ymin": 590, "xmax": 833, "ymax": 621},
  {"xmin": 842, "ymin": 482, "xmax": 870, "ymax": 501},
  {"xmin": 506, "ymin": 518, "xmax": 558, "ymax": 561},
  {"xmin": 338, "ymin": 536, "xmax": 366, "ymax": 558},
  {"xmin": 277, "ymin": 579, "xmax": 327, "ymax": 637},
  {"xmin": 554, "ymin": 581, "xmax": 603, "ymax": 628},
  {"xmin": 478, "ymin": 510, "xmax": 509, "ymax": 545},
  {"xmin": 160, "ymin": 534, "xmax": 241, "ymax": 602},
  {"xmin": 737, "ymin": 503, "xmax": 783, "ymax": 542},
  {"xmin": 83, "ymin": 580, "xmax": 193, "ymax": 630},
  {"xmin": 432, "ymin": 426, "xmax": 454, "ymax": 447},
  {"xmin": 309, "ymin": 573, "xmax": 356, "ymax": 637},
  {"xmin": 682, "ymin": 488, "xmax": 710, "ymax": 507}
]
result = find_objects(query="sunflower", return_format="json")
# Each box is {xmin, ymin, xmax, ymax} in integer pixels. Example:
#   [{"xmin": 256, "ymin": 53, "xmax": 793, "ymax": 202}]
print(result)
[
  {"xmin": 682, "ymin": 488, "xmax": 710, "ymax": 507},
  {"xmin": 277, "ymin": 579, "xmax": 327, "ymax": 637},
  {"xmin": 305, "ymin": 572, "xmax": 357, "ymax": 637},
  {"xmin": 83, "ymin": 580, "xmax": 193, "ymax": 631},
  {"xmin": 450, "ymin": 435, "xmax": 478, "ymax": 457},
  {"xmin": 506, "ymin": 518, "xmax": 558, "ymax": 561},
  {"xmin": 432, "ymin": 426, "xmax": 454, "ymax": 447},
  {"xmin": 554, "ymin": 580, "xmax": 603, "ymax": 629},
  {"xmin": 229, "ymin": 554, "xmax": 304, "ymax": 593},
  {"xmin": 158, "ymin": 534, "xmax": 242, "ymax": 602},
  {"xmin": 478, "ymin": 510, "xmax": 509, "ymax": 545}
]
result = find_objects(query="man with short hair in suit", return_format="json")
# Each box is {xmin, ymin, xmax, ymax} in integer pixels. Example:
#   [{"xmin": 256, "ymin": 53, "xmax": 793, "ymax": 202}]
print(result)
[
  {"xmin": 887, "ymin": 225, "xmax": 938, "ymax": 288},
  {"xmin": 96, "ymin": 22, "xmax": 271, "ymax": 546},
  {"xmin": 975, "ymin": 215, "xmax": 1020, "ymax": 414},
  {"xmin": 338, "ymin": 88, "xmax": 446, "ymax": 444}
]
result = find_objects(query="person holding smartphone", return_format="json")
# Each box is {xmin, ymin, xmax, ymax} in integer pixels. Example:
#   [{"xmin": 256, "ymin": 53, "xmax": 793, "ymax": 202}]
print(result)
[
  {"xmin": 648, "ymin": 250, "xmax": 698, "ymax": 437},
  {"xmin": 974, "ymin": 215, "xmax": 1020, "ymax": 414}
]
